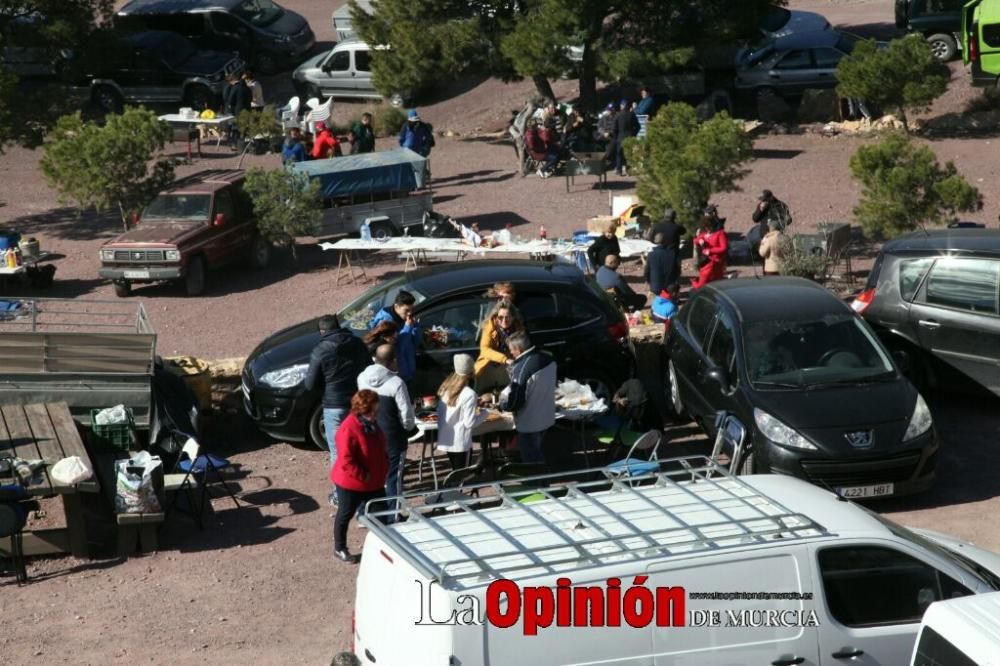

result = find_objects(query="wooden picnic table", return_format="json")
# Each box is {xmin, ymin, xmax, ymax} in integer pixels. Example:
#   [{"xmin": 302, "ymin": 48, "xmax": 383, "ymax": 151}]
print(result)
[{"xmin": 0, "ymin": 402, "xmax": 101, "ymax": 558}]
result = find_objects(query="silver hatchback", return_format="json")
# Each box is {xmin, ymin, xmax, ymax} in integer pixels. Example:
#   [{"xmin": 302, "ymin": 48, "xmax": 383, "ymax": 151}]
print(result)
[{"xmin": 734, "ymin": 30, "xmax": 862, "ymax": 96}]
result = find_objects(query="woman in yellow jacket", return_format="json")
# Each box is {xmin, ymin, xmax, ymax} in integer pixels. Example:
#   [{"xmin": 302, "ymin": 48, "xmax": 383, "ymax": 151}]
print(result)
[
  {"xmin": 474, "ymin": 300, "xmax": 525, "ymax": 392},
  {"xmin": 757, "ymin": 221, "xmax": 784, "ymax": 277}
]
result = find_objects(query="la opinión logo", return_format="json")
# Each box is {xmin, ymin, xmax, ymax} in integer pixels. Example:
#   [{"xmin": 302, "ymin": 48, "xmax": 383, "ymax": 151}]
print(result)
[{"xmin": 414, "ymin": 577, "xmax": 686, "ymax": 636}]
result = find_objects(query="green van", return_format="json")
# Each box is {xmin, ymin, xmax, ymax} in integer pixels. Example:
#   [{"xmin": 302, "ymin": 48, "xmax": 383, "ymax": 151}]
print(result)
[{"xmin": 962, "ymin": 0, "xmax": 1000, "ymax": 84}]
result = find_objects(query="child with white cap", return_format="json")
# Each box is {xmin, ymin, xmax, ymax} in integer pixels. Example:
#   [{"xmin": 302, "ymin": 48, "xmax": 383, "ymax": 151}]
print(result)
[{"xmin": 436, "ymin": 354, "xmax": 488, "ymax": 470}]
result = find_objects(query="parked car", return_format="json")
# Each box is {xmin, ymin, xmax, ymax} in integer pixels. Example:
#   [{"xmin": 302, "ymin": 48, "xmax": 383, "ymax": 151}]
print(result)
[
  {"xmin": 735, "ymin": 29, "xmax": 863, "ymax": 97},
  {"xmin": 116, "ymin": 0, "xmax": 315, "ymax": 74},
  {"xmin": 962, "ymin": 0, "xmax": 1000, "ymax": 86},
  {"xmin": 64, "ymin": 29, "xmax": 243, "ymax": 113},
  {"xmin": 1, "ymin": 12, "xmax": 73, "ymax": 78},
  {"xmin": 355, "ymin": 463, "xmax": 1000, "ymax": 665},
  {"xmin": 292, "ymin": 39, "xmax": 406, "ymax": 105},
  {"xmin": 911, "ymin": 591, "xmax": 1000, "ymax": 665},
  {"xmin": 242, "ymin": 260, "xmax": 634, "ymax": 447},
  {"xmin": 896, "ymin": 0, "xmax": 964, "ymax": 61},
  {"xmin": 665, "ymin": 277, "xmax": 938, "ymax": 498},
  {"xmin": 852, "ymin": 228, "xmax": 1000, "ymax": 398},
  {"xmin": 98, "ymin": 169, "xmax": 269, "ymax": 297}
]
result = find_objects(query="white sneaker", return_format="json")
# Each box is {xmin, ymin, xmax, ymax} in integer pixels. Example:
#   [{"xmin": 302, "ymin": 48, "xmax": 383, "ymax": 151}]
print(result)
[{"xmin": 537, "ymin": 168, "xmax": 545, "ymax": 178}]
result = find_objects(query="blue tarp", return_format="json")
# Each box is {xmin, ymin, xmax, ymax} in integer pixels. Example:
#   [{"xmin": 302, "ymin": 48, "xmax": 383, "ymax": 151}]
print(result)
[{"xmin": 289, "ymin": 148, "xmax": 426, "ymax": 198}]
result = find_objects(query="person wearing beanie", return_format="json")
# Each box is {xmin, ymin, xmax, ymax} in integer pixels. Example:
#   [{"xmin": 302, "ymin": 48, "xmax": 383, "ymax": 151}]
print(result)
[
  {"xmin": 436, "ymin": 353, "xmax": 489, "ymax": 470},
  {"xmin": 399, "ymin": 108, "xmax": 435, "ymax": 157}
]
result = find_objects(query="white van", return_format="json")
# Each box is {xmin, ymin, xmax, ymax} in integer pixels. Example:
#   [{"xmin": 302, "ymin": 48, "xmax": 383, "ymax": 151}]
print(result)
[
  {"xmin": 353, "ymin": 457, "xmax": 1000, "ymax": 666},
  {"xmin": 910, "ymin": 592, "xmax": 1000, "ymax": 665}
]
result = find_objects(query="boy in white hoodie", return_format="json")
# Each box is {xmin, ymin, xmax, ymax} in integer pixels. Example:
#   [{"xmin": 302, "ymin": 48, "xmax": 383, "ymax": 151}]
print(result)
[{"xmin": 356, "ymin": 345, "xmax": 415, "ymax": 501}]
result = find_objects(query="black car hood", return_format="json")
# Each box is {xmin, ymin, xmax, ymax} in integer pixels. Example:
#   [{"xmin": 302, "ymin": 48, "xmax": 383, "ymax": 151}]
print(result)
[
  {"xmin": 175, "ymin": 50, "xmax": 237, "ymax": 77},
  {"xmin": 753, "ymin": 378, "xmax": 919, "ymax": 456},
  {"xmin": 247, "ymin": 317, "xmax": 323, "ymax": 377},
  {"xmin": 263, "ymin": 9, "xmax": 307, "ymax": 37}
]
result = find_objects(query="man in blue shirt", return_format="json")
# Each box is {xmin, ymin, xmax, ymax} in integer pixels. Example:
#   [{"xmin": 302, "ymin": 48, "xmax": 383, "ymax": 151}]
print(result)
[
  {"xmin": 596, "ymin": 254, "xmax": 646, "ymax": 311},
  {"xmin": 398, "ymin": 109, "xmax": 435, "ymax": 157},
  {"xmin": 281, "ymin": 127, "xmax": 306, "ymax": 165},
  {"xmin": 635, "ymin": 86, "xmax": 656, "ymax": 117}
]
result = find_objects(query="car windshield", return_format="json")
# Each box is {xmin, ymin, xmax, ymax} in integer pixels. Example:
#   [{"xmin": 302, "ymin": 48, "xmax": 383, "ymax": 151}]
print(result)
[
  {"xmin": 742, "ymin": 42, "xmax": 776, "ymax": 67},
  {"xmin": 743, "ymin": 313, "xmax": 894, "ymax": 388},
  {"xmin": 338, "ymin": 278, "xmax": 426, "ymax": 332},
  {"xmin": 156, "ymin": 33, "xmax": 197, "ymax": 69},
  {"xmin": 862, "ymin": 507, "xmax": 1000, "ymax": 591},
  {"xmin": 835, "ymin": 32, "xmax": 860, "ymax": 54},
  {"xmin": 234, "ymin": 0, "xmax": 285, "ymax": 27},
  {"xmin": 142, "ymin": 194, "xmax": 211, "ymax": 223}
]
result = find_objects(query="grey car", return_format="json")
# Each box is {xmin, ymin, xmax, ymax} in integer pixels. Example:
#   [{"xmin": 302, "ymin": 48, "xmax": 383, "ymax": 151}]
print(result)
[
  {"xmin": 291, "ymin": 39, "xmax": 404, "ymax": 104},
  {"xmin": 734, "ymin": 29, "xmax": 862, "ymax": 96},
  {"xmin": 853, "ymin": 228, "xmax": 1000, "ymax": 398}
]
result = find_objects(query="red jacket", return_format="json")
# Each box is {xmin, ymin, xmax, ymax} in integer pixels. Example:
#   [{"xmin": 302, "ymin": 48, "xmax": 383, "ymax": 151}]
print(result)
[
  {"xmin": 525, "ymin": 127, "xmax": 547, "ymax": 161},
  {"xmin": 312, "ymin": 129, "xmax": 340, "ymax": 159},
  {"xmin": 696, "ymin": 228, "xmax": 729, "ymax": 264},
  {"xmin": 330, "ymin": 413, "xmax": 388, "ymax": 492}
]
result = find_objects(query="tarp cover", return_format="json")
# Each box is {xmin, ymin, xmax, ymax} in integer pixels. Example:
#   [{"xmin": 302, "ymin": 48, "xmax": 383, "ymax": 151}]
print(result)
[{"xmin": 290, "ymin": 148, "xmax": 426, "ymax": 198}]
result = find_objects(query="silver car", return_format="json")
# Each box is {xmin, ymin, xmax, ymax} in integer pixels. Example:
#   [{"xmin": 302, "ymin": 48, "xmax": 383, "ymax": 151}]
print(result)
[
  {"xmin": 735, "ymin": 30, "xmax": 863, "ymax": 96},
  {"xmin": 292, "ymin": 39, "xmax": 406, "ymax": 103}
]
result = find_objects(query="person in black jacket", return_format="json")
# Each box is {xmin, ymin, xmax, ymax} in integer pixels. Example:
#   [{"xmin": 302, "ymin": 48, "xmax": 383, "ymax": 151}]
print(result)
[
  {"xmin": 611, "ymin": 99, "xmax": 640, "ymax": 176},
  {"xmin": 645, "ymin": 209, "xmax": 683, "ymax": 287},
  {"xmin": 223, "ymin": 72, "xmax": 251, "ymax": 149},
  {"xmin": 303, "ymin": 315, "xmax": 371, "ymax": 468},
  {"xmin": 646, "ymin": 231, "xmax": 679, "ymax": 299},
  {"xmin": 587, "ymin": 219, "xmax": 621, "ymax": 272}
]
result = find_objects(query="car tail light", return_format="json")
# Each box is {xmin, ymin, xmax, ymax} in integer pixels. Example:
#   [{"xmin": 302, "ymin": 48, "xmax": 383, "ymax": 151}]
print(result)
[
  {"xmin": 608, "ymin": 320, "xmax": 629, "ymax": 343},
  {"xmin": 851, "ymin": 287, "xmax": 876, "ymax": 314},
  {"xmin": 970, "ymin": 35, "xmax": 980, "ymax": 61}
]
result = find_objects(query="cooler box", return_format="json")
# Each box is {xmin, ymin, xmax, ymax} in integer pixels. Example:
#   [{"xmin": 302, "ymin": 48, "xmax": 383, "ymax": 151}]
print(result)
[{"xmin": 163, "ymin": 356, "xmax": 213, "ymax": 410}]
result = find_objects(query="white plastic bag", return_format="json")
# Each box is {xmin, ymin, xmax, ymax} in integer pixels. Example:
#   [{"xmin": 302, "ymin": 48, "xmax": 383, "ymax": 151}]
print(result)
[
  {"xmin": 50, "ymin": 456, "xmax": 93, "ymax": 486},
  {"xmin": 114, "ymin": 451, "xmax": 164, "ymax": 514},
  {"xmin": 94, "ymin": 404, "xmax": 129, "ymax": 426}
]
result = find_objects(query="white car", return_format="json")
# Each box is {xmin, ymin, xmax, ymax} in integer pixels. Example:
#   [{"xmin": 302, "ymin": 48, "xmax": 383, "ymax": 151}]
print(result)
[{"xmin": 911, "ymin": 591, "xmax": 1000, "ymax": 665}]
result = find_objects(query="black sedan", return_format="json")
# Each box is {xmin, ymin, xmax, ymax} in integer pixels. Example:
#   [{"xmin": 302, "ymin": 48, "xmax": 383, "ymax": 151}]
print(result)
[
  {"xmin": 243, "ymin": 260, "xmax": 635, "ymax": 448},
  {"xmin": 666, "ymin": 277, "xmax": 938, "ymax": 498}
]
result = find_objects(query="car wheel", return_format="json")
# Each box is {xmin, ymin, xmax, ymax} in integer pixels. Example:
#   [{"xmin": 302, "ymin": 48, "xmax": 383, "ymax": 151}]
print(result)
[
  {"xmin": 184, "ymin": 256, "xmax": 206, "ymax": 296},
  {"xmin": 185, "ymin": 85, "xmax": 213, "ymax": 111},
  {"xmin": 248, "ymin": 235, "xmax": 271, "ymax": 269},
  {"xmin": 668, "ymin": 360, "xmax": 686, "ymax": 419},
  {"xmin": 93, "ymin": 85, "xmax": 123, "ymax": 114},
  {"xmin": 369, "ymin": 220, "xmax": 393, "ymax": 241},
  {"xmin": 256, "ymin": 51, "xmax": 280, "ymax": 75},
  {"xmin": 112, "ymin": 280, "xmax": 132, "ymax": 298},
  {"xmin": 308, "ymin": 403, "xmax": 330, "ymax": 451},
  {"xmin": 926, "ymin": 34, "xmax": 957, "ymax": 61}
]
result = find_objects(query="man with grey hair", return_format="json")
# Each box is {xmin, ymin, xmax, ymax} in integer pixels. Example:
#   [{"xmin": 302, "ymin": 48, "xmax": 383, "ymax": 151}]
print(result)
[{"xmin": 498, "ymin": 332, "xmax": 557, "ymax": 463}]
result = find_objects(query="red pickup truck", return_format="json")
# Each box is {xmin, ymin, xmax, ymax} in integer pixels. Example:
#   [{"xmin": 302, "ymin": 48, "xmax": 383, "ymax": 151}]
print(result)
[{"xmin": 98, "ymin": 170, "xmax": 270, "ymax": 297}]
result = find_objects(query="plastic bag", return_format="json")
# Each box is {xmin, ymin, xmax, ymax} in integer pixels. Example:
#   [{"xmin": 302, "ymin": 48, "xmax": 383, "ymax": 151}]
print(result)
[
  {"xmin": 50, "ymin": 456, "xmax": 93, "ymax": 486},
  {"xmin": 114, "ymin": 451, "xmax": 164, "ymax": 514},
  {"xmin": 95, "ymin": 404, "xmax": 129, "ymax": 426}
]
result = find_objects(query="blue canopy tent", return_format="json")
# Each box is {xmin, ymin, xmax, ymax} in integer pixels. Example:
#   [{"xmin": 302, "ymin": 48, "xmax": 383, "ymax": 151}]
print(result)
[{"xmin": 289, "ymin": 148, "xmax": 427, "ymax": 198}]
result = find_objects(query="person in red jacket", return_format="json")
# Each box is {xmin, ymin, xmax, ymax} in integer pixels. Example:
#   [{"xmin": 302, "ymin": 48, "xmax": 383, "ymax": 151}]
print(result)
[
  {"xmin": 331, "ymin": 389, "xmax": 388, "ymax": 563},
  {"xmin": 312, "ymin": 121, "xmax": 341, "ymax": 159},
  {"xmin": 691, "ymin": 205, "xmax": 729, "ymax": 289}
]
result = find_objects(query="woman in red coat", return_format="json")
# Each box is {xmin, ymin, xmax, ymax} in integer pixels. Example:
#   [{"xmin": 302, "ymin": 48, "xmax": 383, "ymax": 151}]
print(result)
[
  {"xmin": 331, "ymin": 389, "xmax": 389, "ymax": 563},
  {"xmin": 691, "ymin": 207, "xmax": 729, "ymax": 289}
]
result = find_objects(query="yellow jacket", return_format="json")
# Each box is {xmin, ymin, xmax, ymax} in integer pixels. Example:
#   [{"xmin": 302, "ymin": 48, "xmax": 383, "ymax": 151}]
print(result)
[{"xmin": 474, "ymin": 317, "xmax": 514, "ymax": 376}]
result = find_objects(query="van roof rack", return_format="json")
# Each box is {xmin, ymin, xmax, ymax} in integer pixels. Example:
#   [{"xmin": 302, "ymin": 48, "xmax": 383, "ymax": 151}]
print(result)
[{"xmin": 359, "ymin": 456, "xmax": 829, "ymax": 590}]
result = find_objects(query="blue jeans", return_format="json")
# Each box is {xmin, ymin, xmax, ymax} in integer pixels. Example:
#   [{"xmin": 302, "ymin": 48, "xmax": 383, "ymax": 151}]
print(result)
[
  {"xmin": 324, "ymin": 407, "xmax": 349, "ymax": 464},
  {"xmin": 518, "ymin": 430, "xmax": 546, "ymax": 464}
]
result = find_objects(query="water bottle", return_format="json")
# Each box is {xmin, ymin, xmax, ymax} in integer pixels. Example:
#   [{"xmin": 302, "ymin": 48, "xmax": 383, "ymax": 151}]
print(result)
[
  {"xmin": 404, "ymin": 226, "xmax": 410, "ymax": 238},
  {"xmin": 360, "ymin": 220, "xmax": 372, "ymax": 242}
]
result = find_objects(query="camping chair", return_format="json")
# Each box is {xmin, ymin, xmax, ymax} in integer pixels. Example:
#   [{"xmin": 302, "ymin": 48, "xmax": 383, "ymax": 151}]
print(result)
[
  {"xmin": 163, "ymin": 438, "xmax": 206, "ymax": 529},
  {"xmin": 605, "ymin": 430, "xmax": 662, "ymax": 480},
  {"xmin": 0, "ymin": 484, "xmax": 38, "ymax": 585},
  {"xmin": 174, "ymin": 440, "xmax": 241, "ymax": 513}
]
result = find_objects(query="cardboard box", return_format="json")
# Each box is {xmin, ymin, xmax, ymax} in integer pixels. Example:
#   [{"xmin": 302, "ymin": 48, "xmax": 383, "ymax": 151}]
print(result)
[{"xmin": 587, "ymin": 215, "xmax": 618, "ymax": 235}]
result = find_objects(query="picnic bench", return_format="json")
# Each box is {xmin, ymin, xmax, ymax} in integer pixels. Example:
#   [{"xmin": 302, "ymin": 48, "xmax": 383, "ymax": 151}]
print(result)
[{"xmin": 0, "ymin": 402, "xmax": 100, "ymax": 558}]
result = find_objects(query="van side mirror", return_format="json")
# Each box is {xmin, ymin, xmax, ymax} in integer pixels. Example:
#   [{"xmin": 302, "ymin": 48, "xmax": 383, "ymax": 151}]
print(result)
[
  {"xmin": 214, "ymin": 213, "xmax": 225, "ymax": 227},
  {"xmin": 891, "ymin": 350, "xmax": 911, "ymax": 375}
]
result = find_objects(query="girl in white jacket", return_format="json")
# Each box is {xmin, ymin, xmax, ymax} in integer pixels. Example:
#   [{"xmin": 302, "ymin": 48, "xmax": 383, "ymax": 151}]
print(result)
[{"xmin": 436, "ymin": 354, "xmax": 488, "ymax": 469}]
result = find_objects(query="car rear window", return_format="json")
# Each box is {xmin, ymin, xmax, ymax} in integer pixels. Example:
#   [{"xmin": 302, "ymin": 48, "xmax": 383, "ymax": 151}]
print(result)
[
  {"xmin": 865, "ymin": 253, "xmax": 885, "ymax": 290},
  {"xmin": 898, "ymin": 257, "xmax": 933, "ymax": 301},
  {"xmin": 924, "ymin": 258, "xmax": 1000, "ymax": 315},
  {"xmin": 759, "ymin": 7, "xmax": 791, "ymax": 33}
]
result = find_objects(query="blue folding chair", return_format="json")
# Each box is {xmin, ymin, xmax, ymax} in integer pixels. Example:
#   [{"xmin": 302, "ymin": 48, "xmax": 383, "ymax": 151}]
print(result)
[
  {"xmin": 177, "ymin": 449, "xmax": 241, "ymax": 511},
  {"xmin": 605, "ymin": 430, "xmax": 662, "ymax": 480}
]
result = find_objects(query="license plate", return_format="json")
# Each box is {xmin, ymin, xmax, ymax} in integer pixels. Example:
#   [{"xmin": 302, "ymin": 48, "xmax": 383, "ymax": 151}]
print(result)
[
  {"xmin": 837, "ymin": 483, "xmax": 894, "ymax": 499},
  {"xmin": 124, "ymin": 270, "xmax": 150, "ymax": 279}
]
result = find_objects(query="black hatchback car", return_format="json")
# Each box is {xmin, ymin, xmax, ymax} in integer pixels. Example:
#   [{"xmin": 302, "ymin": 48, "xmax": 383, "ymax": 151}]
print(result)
[
  {"xmin": 243, "ymin": 260, "xmax": 634, "ymax": 448},
  {"xmin": 666, "ymin": 277, "xmax": 938, "ymax": 498},
  {"xmin": 853, "ymin": 228, "xmax": 1000, "ymax": 398}
]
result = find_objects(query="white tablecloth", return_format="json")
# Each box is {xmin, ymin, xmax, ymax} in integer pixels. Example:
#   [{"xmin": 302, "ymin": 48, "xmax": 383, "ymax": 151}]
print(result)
[
  {"xmin": 158, "ymin": 114, "xmax": 234, "ymax": 126},
  {"xmin": 320, "ymin": 237, "xmax": 654, "ymax": 258}
]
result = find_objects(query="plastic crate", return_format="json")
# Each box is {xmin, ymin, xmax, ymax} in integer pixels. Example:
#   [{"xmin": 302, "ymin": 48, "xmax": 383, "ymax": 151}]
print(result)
[{"xmin": 89, "ymin": 408, "xmax": 137, "ymax": 450}]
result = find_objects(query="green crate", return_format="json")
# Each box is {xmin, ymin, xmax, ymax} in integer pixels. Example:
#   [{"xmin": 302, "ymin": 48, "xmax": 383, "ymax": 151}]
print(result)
[{"xmin": 89, "ymin": 408, "xmax": 137, "ymax": 450}]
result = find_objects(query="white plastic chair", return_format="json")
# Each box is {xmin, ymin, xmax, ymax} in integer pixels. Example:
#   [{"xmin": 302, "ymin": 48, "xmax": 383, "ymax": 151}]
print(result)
[
  {"xmin": 305, "ymin": 96, "xmax": 334, "ymax": 135},
  {"xmin": 279, "ymin": 95, "xmax": 300, "ymax": 129}
]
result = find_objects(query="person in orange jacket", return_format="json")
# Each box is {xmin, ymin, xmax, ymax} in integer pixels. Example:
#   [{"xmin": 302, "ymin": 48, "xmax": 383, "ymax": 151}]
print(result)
[{"xmin": 691, "ymin": 205, "xmax": 729, "ymax": 289}]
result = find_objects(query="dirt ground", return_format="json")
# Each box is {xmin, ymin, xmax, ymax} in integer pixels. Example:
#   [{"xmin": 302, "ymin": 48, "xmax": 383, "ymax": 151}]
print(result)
[{"xmin": 2, "ymin": 0, "xmax": 1000, "ymax": 664}]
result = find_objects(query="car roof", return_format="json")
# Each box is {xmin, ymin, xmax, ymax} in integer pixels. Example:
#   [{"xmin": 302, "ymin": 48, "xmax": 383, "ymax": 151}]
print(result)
[
  {"xmin": 771, "ymin": 28, "xmax": 843, "ymax": 50},
  {"xmin": 920, "ymin": 592, "xmax": 1000, "ymax": 660},
  {"xmin": 706, "ymin": 277, "xmax": 849, "ymax": 324},
  {"xmin": 405, "ymin": 259, "xmax": 588, "ymax": 298},
  {"xmin": 881, "ymin": 228, "xmax": 1000, "ymax": 258},
  {"xmin": 164, "ymin": 169, "xmax": 244, "ymax": 194},
  {"xmin": 118, "ymin": 0, "xmax": 240, "ymax": 14}
]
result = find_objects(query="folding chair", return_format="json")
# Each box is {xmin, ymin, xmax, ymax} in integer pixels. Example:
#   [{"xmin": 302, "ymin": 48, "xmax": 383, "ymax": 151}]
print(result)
[
  {"xmin": 709, "ymin": 412, "xmax": 749, "ymax": 475},
  {"xmin": 174, "ymin": 439, "xmax": 241, "ymax": 512},
  {"xmin": 163, "ymin": 438, "xmax": 205, "ymax": 529},
  {"xmin": 605, "ymin": 430, "xmax": 662, "ymax": 479}
]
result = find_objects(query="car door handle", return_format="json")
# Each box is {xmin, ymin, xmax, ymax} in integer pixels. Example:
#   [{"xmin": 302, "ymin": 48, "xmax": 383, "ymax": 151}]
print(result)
[
  {"xmin": 918, "ymin": 319, "xmax": 941, "ymax": 329},
  {"xmin": 772, "ymin": 657, "xmax": 805, "ymax": 666},
  {"xmin": 832, "ymin": 648, "xmax": 864, "ymax": 659}
]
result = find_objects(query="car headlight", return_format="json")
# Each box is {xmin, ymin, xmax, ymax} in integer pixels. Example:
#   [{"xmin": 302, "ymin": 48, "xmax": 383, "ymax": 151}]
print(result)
[
  {"xmin": 903, "ymin": 393, "xmax": 933, "ymax": 441},
  {"xmin": 259, "ymin": 363, "xmax": 309, "ymax": 389},
  {"xmin": 100, "ymin": 249, "xmax": 114, "ymax": 261},
  {"xmin": 754, "ymin": 408, "xmax": 817, "ymax": 451},
  {"xmin": 165, "ymin": 249, "xmax": 181, "ymax": 261}
]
